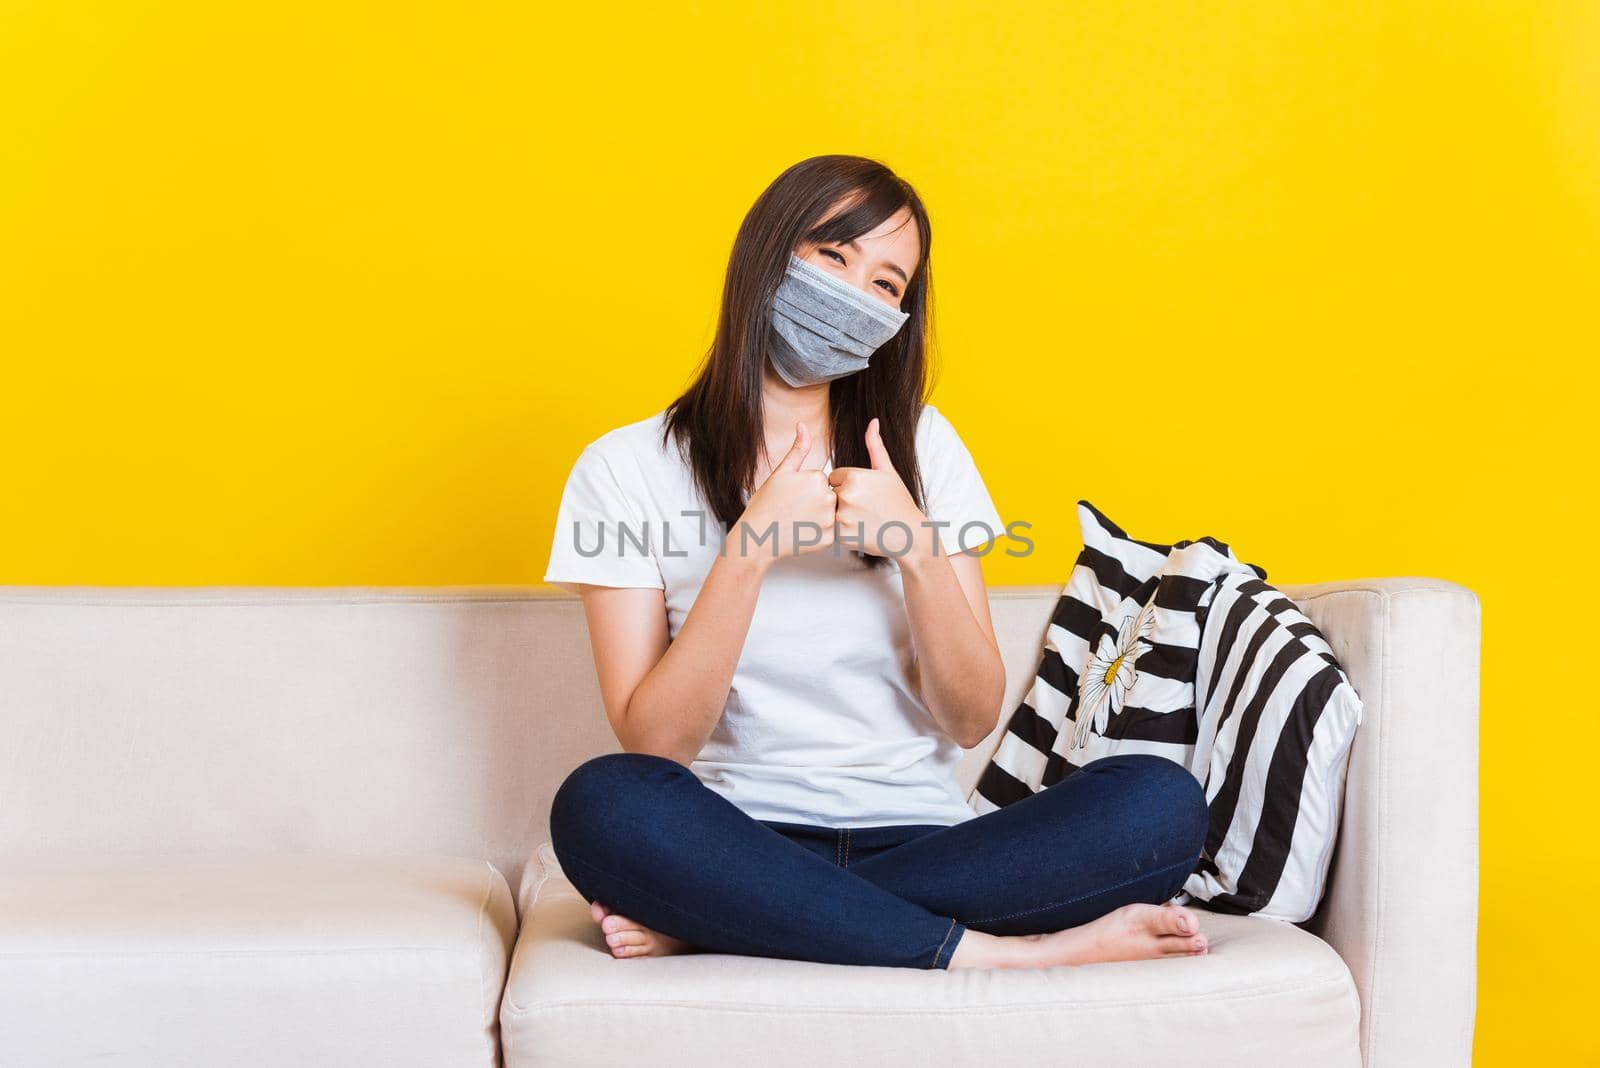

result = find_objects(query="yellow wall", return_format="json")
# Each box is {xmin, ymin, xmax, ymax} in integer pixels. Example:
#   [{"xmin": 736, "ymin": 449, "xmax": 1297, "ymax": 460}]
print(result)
[{"xmin": 2, "ymin": 2, "xmax": 1595, "ymax": 1060}]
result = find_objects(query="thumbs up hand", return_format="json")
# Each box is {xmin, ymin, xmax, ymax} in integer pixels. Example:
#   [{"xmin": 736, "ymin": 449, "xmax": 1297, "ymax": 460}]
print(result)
[
  {"xmin": 735, "ymin": 421, "xmax": 839, "ymax": 566},
  {"xmin": 828, "ymin": 417, "xmax": 931, "ymax": 559}
]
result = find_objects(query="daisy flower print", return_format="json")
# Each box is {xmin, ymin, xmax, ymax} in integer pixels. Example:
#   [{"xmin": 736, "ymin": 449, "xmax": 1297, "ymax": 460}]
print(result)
[{"xmin": 1072, "ymin": 598, "xmax": 1158, "ymax": 750}]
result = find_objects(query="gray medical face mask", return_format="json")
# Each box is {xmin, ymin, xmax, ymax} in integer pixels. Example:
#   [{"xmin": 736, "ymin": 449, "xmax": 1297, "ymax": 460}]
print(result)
[{"xmin": 766, "ymin": 252, "xmax": 910, "ymax": 388}]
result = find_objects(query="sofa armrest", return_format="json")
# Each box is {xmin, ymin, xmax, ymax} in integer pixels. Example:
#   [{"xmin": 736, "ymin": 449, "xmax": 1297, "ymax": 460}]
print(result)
[{"xmin": 1291, "ymin": 578, "xmax": 1481, "ymax": 1067}]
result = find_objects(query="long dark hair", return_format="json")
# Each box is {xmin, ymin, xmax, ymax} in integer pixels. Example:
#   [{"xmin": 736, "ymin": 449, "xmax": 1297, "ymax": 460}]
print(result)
[{"xmin": 661, "ymin": 154, "xmax": 936, "ymax": 572}]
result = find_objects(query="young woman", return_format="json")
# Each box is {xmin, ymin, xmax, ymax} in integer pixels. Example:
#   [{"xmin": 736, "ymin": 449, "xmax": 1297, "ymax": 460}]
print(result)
[{"xmin": 542, "ymin": 154, "xmax": 1210, "ymax": 970}]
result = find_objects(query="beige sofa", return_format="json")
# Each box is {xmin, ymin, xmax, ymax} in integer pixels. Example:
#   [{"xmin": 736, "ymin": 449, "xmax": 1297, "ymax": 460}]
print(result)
[{"xmin": 0, "ymin": 578, "xmax": 1478, "ymax": 1067}]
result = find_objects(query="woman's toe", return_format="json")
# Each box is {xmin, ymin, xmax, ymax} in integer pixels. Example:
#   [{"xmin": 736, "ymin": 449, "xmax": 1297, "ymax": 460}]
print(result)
[
  {"xmin": 1155, "ymin": 905, "xmax": 1196, "ymax": 937},
  {"xmin": 607, "ymin": 929, "xmax": 646, "ymax": 948},
  {"xmin": 1163, "ymin": 932, "xmax": 1207, "ymax": 955}
]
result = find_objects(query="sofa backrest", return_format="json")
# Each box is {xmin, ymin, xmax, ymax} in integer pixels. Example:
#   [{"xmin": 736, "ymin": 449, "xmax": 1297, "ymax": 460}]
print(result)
[{"xmin": 0, "ymin": 580, "xmax": 1398, "ymax": 904}]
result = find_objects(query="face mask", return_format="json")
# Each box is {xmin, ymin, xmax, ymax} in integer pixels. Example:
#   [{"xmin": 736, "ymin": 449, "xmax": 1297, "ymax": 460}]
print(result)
[{"xmin": 766, "ymin": 252, "xmax": 910, "ymax": 387}]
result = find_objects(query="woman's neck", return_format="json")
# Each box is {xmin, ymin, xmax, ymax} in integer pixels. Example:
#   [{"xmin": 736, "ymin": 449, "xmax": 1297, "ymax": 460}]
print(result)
[{"xmin": 758, "ymin": 371, "xmax": 831, "ymax": 471}]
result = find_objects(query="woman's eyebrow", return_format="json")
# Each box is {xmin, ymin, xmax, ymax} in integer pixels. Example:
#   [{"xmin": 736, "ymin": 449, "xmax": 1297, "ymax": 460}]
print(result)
[{"xmin": 842, "ymin": 237, "xmax": 909, "ymax": 284}]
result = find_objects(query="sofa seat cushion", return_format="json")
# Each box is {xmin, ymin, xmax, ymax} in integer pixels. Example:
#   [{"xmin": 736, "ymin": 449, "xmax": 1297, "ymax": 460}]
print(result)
[
  {"xmin": 0, "ymin": 852, "xmax": 516, "ymax": 1068},
  {"xmin": 501, "ymin": 844, "xmax": 1360, "ymax": 1068}
]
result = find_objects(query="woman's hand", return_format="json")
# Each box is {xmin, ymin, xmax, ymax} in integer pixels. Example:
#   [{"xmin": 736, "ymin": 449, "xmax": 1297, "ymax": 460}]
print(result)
[
  {"xmin": 828, "ymin": 418, "xmax": 934, "ymax": 560},
  {"xmin": 733, "ymin": 421, "xmax": 838, "ymax": 567}
]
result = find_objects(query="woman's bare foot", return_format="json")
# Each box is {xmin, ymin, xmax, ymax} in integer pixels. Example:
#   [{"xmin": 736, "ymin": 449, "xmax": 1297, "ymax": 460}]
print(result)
[
  {"xmin": 948, "ymin": 902, "xmax": 1209, "ymax": 970},
  {"xmin": 591, "ymin": 900, "xmax": 693, "ymax": 959}
]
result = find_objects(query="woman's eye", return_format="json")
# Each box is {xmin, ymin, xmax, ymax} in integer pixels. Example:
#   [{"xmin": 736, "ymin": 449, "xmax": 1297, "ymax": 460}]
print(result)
[{"xmin": 817, "ymin": 247, "xmax": 897, "ymax": 297}]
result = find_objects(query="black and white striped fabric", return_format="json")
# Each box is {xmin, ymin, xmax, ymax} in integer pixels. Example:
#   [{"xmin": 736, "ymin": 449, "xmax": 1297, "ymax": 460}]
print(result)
[
  {"xmin": 1171, "ymin": 571, "xmax": 1365, "ymax": 922},
  {"xmin": 972, "ymin": 501, "xmax": 1364, "ymax": 924},
  {"xmin": 973, "ymin": 501, "xmax": 1262, "ymax": 811}
]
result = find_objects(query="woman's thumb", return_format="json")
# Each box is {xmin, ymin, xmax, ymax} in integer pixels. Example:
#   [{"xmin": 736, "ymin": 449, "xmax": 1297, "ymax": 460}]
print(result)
[
  {"xmin": 778, "ymin": 421, "xmax": 811, "ymax": 472},
  {"xmin": 865, "ymin": 417, "xmax": 894, "ymax": 472}
]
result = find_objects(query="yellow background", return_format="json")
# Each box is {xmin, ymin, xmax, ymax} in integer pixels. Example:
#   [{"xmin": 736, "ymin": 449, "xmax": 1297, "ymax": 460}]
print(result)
[{"xmin": 2, "ymin": 2, "xmax": 1595, "ymax": 1061}]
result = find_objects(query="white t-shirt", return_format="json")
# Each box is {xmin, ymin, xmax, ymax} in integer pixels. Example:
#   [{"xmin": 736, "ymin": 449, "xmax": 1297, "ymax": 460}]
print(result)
[{"xmin": 542, "ymin": 403, "xmax": 1007, "ymax": 828}]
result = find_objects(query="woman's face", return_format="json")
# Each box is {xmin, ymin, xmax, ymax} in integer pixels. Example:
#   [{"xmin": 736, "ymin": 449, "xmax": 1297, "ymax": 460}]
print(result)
[{"xmin": 795, "ymin": 203, "xmax": 920, "ymax": 312}]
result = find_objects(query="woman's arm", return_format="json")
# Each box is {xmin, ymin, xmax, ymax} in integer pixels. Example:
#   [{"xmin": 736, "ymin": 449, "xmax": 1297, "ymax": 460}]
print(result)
[
  {"xmin": 576, "ymin": 547, "xmax": 769, "ymax": 766},
  {"xmin": 576, "ymin": 421, "xmax": 837, "ymax": 766},
  {"xmin": 898, "ymin": 545, "xmax": 1006, "ymax": 748},
  {"xmin": 828, "ymin": 416, "xmax": 1007, "ymax": 748}
]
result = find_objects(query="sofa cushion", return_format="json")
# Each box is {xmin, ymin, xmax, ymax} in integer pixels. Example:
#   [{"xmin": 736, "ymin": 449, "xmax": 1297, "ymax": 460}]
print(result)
[
  {"xmin": 0, "ymin": 852, "xmax": 516, "ymax": 1068},
  {"xmin": 500, "ymin": 844, "xmax": 1361, "ymax": 1068}
]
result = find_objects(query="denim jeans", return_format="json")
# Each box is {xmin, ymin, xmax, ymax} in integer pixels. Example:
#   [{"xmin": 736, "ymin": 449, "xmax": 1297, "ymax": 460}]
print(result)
[{"xmin": 548, "ymin": 750, "xmax": 1208, "ymax": 970}]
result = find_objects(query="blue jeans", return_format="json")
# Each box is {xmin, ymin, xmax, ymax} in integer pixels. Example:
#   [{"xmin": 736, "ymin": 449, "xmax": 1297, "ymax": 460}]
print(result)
[{"xmin": 548, "ymin": 751, "xmax": 1208, "ymax": 970}]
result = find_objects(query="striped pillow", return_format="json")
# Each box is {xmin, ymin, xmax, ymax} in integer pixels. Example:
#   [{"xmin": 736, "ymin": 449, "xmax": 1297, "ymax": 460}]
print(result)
[
  {"xmin": 973, "ymin": 501, "xmax": 1263, "ymax": 811},
  {"xmin": 1174, "ymin": 571, "xmax": 1365, "ymax": 922}
]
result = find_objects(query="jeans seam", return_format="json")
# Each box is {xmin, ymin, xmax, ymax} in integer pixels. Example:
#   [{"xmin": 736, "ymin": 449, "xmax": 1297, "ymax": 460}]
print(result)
[
  {"xmin": 930, "ymin": 917, "xmax": 958, "ymax": 969},
  {"xmin": 844, "ymin": 828, "xmax": 852, "ymax": 868},
  {"xmin": 968, "ymin": 856, "xmax": 1198, "ymax": 926}
]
